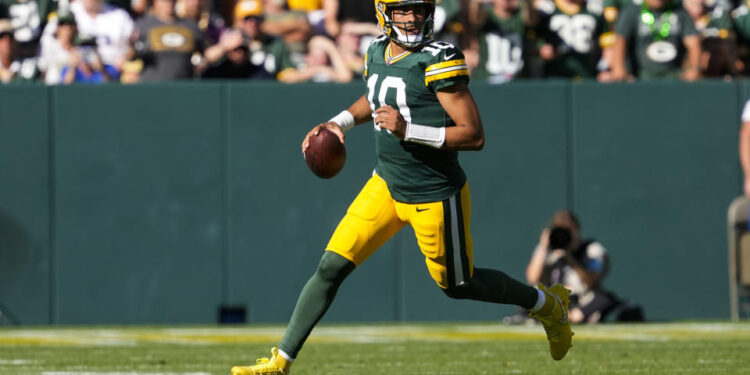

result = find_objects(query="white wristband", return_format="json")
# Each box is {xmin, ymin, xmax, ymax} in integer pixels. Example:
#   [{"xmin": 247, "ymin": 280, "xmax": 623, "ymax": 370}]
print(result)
[
  {"xmin": 329, "ymin": 110, "xmax": 355, "ymax": 132},
  {"xmin": 404, "ymin": 123, "xmax": 446, "ymax": 149}
]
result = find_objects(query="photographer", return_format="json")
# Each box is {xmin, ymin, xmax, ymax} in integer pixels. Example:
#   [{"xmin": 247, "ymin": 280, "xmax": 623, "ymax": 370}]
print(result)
[{"xmin": 526, "ymin": 210, "xmax": 619, "ymax": 323}]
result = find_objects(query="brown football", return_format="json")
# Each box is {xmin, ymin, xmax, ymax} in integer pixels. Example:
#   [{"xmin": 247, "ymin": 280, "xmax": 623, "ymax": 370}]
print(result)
[{"xmin": 304, "ymin": 127, "xmax": 346, "ymax": 179}]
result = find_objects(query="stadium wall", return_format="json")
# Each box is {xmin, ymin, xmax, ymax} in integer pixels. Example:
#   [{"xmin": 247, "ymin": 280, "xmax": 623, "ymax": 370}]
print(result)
[{"xmin": 0, "ymin": 81, "xmax": 741, "ymax": 325}]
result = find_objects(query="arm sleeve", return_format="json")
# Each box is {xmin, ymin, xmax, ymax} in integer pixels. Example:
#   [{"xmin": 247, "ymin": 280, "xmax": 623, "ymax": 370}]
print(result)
[
  {"xmin": 425, "ymin": 44, "xmax": 469, "ymax": 91},
  {"xmin": 679, "ymin": 9, "xmax": 699, "ymax": 37},
  {"xmin": 614, "ymin": 4, "xmax": 637, "ymax": 37}
]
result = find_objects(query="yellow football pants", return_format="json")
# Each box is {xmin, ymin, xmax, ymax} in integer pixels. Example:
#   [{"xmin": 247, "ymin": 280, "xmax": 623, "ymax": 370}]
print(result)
[{"xmin": 326, "ymin": 174, "xmax": 474, "ymax": 289}]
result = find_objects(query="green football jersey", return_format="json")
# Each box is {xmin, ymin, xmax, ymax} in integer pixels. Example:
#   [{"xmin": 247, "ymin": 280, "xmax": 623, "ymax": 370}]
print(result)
[
  {"xmin": 473, "ymin": 5, "xmax": 528, "ymax": 82},
  {"xmin": 0, "ymin": 0, "xmax": 56, "ymax": 43},
  {"xmin": 732, "ymin": 2, "xmax": 750, "ymax": 43},
  {"xmin": 364, "ymin": 36, "xmax": 469, "ymax": 204},
  {"xmin": 698, "ymin": 7, "xmax": 733, "ymax": 40},
  {"xmin": 537, "ymin": 0, "xmax": 607, "ymax": 78},
  {"xmin": 615, "ymin": 4, "xmax": 698, "ymax": 79}
]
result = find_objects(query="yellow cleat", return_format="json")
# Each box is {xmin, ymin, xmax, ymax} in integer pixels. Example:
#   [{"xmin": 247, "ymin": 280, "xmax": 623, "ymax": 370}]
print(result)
[
  {"xmin": 529, "ymin": 283, "xmax": 574, "ymax": 361},
  {"xmin": 231, "ymin": 347, "xmax": 291, "ymax": 375}
]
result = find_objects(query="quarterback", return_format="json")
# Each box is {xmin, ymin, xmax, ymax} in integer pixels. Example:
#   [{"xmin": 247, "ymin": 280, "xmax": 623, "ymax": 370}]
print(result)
[{"xmin": 231, "ymin": 0, "xmax": 572, "ymax": 373}]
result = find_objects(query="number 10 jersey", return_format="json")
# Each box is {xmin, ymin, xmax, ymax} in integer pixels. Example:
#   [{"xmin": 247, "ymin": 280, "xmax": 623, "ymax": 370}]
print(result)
[{"xmin": 364, "ymin": 36, "xmax": 470, "ymax": 204}]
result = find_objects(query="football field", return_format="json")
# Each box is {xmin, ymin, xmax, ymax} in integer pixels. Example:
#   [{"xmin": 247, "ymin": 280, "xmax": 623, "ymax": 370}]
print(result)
[{"xmin": 1, "ymin": 322, "xmax": 749, "ymax": 375}]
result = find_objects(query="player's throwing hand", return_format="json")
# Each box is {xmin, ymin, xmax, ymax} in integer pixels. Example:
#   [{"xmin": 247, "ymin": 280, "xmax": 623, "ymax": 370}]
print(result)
[
  {"xmin": 302, "ymin": 122, "xmax": 345, "ymax": 153},
  {"xmin": 373, "ymin": 105, "xmax": 407, "ymax": 139}
]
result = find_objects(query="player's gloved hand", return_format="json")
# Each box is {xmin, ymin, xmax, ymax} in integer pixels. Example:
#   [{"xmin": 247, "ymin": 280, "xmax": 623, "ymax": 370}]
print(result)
[
  {"xmin": 373, "ymin": 105, "xmax": 407, "ymax": 139},
  {"xmin": 302, "ymin": 122, "xmax": 345, "ymax": 154}
]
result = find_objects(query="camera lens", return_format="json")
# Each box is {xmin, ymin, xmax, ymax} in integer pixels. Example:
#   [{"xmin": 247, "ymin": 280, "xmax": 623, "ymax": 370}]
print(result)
[{"xmin": 549, "ymin": 226, "xmax": 572, "ymax": 249}]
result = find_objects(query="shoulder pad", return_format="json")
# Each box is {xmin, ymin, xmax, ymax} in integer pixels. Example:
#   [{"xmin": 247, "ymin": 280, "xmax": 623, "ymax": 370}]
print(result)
[{"xmin": 423, "ymin": 42, "xmax": 469, "ymax": 87}]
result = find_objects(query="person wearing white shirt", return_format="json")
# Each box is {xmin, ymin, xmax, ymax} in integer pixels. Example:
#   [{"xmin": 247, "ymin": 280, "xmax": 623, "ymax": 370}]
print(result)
[{"xmin": 41, "ymin": 0, "xmax": 133, "ymax": 73}]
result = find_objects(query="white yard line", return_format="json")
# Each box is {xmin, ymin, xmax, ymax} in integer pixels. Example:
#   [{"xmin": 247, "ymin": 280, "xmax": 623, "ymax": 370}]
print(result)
[
  {"xmin": 0, "ymin": 359, "xmax": 35, "ymax": 365},
  {"xmin": 42, "ymin": 372, "xmax": 212, "ymax": 375}
]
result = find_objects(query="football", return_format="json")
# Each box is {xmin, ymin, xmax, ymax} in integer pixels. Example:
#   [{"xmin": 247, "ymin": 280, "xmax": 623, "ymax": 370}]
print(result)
[{"xmin": 304, "ymin": 127, "xmax": 346, "ymax": 179}]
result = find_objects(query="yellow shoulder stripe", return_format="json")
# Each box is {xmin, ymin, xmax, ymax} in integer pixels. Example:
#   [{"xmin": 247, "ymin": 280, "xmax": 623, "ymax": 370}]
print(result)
[
  {"xmin": 426, "ymin": 59, "xmax": 466, "ymax": 73},
  {"xmin": 364, "ymin": 51, "xmax": 369, "ymax": 77},
  {"xmin": 424, "ymin": 69, "xmax": 469, "ymax": 85}
]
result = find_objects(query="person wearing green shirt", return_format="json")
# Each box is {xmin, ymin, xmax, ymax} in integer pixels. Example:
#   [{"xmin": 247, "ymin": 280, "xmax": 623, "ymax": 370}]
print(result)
[
  {"xmin": 229, "ymin": 1, "xmax": 574, "ymax": 374},
  {"xmin": 610, "ymin": 0, "xmax": 701, "ymax": 80},
  {"xmin": 536, "ymin": 0, "xmax": 610, "ymax": 78},
  {"xmin": 684, "ymin": 0, "xmax": 738, "ymax": 77},
  {"xmin": 731, "ymin": 0, "xmax": 750, "ymax": 74},
  {"xmin": 0, "ymin": 18, "xmax": 38, "ymax": 83},
  {"xmin": 468, "ymin": 0, "xmax": 537, "ymax": 83}
]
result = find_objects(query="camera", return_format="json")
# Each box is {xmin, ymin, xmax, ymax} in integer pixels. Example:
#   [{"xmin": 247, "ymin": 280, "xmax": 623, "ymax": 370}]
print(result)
[{"xmin": 548, "ymin": 226, "xmax": 572, "ymax": 249}]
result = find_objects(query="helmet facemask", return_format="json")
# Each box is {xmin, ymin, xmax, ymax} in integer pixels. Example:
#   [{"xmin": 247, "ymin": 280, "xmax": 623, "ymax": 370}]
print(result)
[{"xmin": 376, "ymin": 1, "xmax": 435, "ymax": 49}]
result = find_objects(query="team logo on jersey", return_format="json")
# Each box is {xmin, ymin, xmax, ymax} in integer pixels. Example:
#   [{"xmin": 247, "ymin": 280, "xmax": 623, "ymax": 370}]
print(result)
[
  {"xmin": 150, "ymin": 26, "xmax": 195, "ymax": 52},
  {"xmin": 161, "ymin": 32, "xmax": 187, "ymax": 48},
  {"xmin": 645, "ymin": 41, "xmax": 677, "ymax": 63}
]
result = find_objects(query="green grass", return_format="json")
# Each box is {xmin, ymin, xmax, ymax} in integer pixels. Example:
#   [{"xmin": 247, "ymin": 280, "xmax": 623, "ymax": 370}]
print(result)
[{"xmin": 1, "ymin": 322, "xmax": 750, "ymax": 374}]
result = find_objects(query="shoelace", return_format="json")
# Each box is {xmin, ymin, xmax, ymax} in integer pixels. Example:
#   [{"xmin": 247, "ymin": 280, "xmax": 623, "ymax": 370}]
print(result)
[{"xmin": 252, "ymin": 358, "xmax": 283, "ymax": 373}]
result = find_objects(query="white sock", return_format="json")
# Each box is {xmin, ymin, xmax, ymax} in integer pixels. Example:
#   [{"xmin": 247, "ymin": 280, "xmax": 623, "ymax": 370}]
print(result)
[
  {"xmin": 529, "ymin": 288, "xmax": 546, "ymax": 312},
  {"xmin": 277, "ymin": 348, "xmax": 294, "ymax": 363}
]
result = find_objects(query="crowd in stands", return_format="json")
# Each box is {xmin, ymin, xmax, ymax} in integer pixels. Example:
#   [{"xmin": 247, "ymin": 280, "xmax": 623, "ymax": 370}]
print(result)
[{"xmin": 0, "ymin": 0, "xmax": 748, "ymax": 84}]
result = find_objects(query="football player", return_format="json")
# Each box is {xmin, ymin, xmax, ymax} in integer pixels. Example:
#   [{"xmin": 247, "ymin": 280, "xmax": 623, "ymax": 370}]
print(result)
[{"xmin": 230, "ymin": 1, "xmax": 573, "ymax": 374}]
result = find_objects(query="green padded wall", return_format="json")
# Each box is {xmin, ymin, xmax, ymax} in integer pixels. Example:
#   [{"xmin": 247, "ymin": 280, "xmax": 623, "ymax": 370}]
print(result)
[
  {"xmin": 225, "ymin": 82, "xmax": 403, "ymax": 322},
  {"xmin": 571, "ymin": 81, "xmax": 739, "ymax": 319},
  {"xmin": 0, "ymin": 85, "xmax": 51, "ymax": 324},
  {"xmin": 0, "ymin": 81, "xmax": 743, "ymax": 324},
  {"xmin": 52, "ymin": 84, "xmax": 225, "ymax": 324}
]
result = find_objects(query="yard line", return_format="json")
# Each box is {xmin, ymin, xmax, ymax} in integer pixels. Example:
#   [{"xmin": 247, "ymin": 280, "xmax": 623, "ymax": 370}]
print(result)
[
  {"xmin": 41, "ymin": 372, "xmax": 211, "ymax": 375},
  {"xmin": 0, "ymin": 359, "xmax": 34, "ymax": 365}
]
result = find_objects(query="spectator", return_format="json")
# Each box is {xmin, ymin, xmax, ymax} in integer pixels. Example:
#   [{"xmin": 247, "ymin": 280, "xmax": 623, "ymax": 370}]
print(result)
[
  {"xmin": 276, "ymin": 34, "xmax": 352, "ymax": 82},
  {"xmin": 683, "ymin": 0, "xmax": 738, "ymax": 77},
  {"xmin": 525, "ymin": 210, "xmax": 620, "ymax": 323},
  {"xmin": 467, "ymin": 0, "xmax": 538, "ymax": 83},
  {"xmin": 433, "ymin": 0, "xmax": 465, "ymax": 47},
  {"xmin": 0, "ymin": 0, "xmax": 57, "ymax": 57},
  {"xmin": 202, "ymin": 37, "xmax": 257, "ymax": 78},
  {"xmin": 334, "ymin": 19, "xmax": 378, "ymax": 76},
  {"xmin": 176, "ymin": 0, "xmax": 225, "ymax": 46},
  {"xmin": 287, "ymin": 0, "xmax": 326, "ymax": 35},
  {"xmin": 61, "ymin": 38, "xmax": 117, "ymax": 83},
  {"xmin": 263, "ymin": 0, "xmax": 311, "ymax": 43},
  {"xmin": 40, "ymin": 0, "xmax": 134, "ymax": 77},
  {"xmin": 37, "ymin": 11, "xmax": 83, "ymax": 84},
  {"xmin": 322, "ymin": 0, "xmax": 375, "ymax": 38},
  {"xmin": 732, "ymin": 0, "xmax": 750, "ymax": 74},
  {"xmin": 609, "ymin": 0, "xmax": 702, "ymax": 81},
  {"xmin": 536, "ymin": 0, "xmax": 610, "ymax": 79},
  {"xmin": 602, "ymin": 0, "xmax": 636, "ymax": 28},
  {"xmin": 0, "ymin": 18, "xmax": 38, "ymax": 82},
  {"xmin": 203, "ymin": 0, "xmax": 288, "ymax": 79},
  {"xmin": 133, "ymin": 0, "xmax": 205, "ymax": 81}
]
